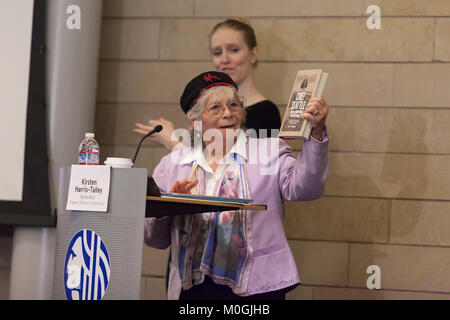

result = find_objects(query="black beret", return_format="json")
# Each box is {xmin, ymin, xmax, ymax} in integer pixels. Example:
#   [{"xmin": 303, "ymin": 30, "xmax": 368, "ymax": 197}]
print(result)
[{"xmin": 180, "ymin": 71, "xmax": 238, "ymax": 113}]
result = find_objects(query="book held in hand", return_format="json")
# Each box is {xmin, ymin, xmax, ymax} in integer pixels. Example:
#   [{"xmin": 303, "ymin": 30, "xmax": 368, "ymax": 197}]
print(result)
[{"xmin": 279, "ymin": 69, "xmax": 328, "ymax": 140}]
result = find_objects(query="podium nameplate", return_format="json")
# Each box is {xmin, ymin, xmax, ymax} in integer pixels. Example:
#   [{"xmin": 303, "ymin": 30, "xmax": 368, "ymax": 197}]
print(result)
[{"xmin": 66, "ymin": 165, "xmax": 111, "ymax": 212}]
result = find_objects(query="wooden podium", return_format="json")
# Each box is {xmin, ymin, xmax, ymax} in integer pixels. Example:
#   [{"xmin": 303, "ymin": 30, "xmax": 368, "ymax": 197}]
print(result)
[{"xmin": 147, "ymin": 195, "xmax": 267, "ymax": 217}]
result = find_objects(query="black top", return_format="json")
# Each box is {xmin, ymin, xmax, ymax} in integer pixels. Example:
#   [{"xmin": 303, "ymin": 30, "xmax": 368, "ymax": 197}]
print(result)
[{"xmin": 244, "ymin": 100, "xmax": 282, "ymax": 138}]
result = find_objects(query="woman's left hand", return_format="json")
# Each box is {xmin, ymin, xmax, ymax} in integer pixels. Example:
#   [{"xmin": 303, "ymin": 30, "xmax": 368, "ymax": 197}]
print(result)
[{"xmin": 302, "ymin": 97, "xmax": 329, "ymax": 141}]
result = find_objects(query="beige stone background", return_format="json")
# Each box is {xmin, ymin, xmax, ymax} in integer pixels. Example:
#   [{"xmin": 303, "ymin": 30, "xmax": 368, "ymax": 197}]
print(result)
[{"xmin": 2, "ymin": 0, "xmax": 450, "ymax": 299}]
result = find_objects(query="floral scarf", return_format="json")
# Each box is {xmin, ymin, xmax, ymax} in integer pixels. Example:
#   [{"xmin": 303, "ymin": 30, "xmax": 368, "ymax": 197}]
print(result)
[{"xmin": 175, "ymin": 155, "xmax": 252, "ymax": 294}]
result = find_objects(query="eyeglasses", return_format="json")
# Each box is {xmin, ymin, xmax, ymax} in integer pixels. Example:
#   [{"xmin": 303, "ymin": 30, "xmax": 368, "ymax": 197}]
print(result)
[{"xmin": 204, "ymin": 101, "xmax": 243, "ymax": 117}]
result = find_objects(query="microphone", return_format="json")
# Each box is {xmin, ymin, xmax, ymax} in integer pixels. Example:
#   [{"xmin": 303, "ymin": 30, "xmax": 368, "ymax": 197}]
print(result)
[{"xmin": 132, "ymin": 125, "xmax": 163, "ymax": 165}]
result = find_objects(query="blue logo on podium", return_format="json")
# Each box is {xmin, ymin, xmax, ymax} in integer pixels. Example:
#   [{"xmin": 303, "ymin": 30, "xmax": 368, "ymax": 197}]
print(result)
[{"xmin": 64, "ymin": 229, "xmax": 111, "ymax": 300}]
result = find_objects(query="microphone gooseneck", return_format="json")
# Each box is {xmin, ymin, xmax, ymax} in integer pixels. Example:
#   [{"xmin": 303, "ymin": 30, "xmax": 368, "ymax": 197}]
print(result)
[{"xmin": 132, "ymin": 125, "xmax": 163, "ymax": 165}]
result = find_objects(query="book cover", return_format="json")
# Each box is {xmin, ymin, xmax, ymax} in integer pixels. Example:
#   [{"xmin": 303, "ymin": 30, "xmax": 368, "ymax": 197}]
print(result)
[{"xmin": 279, "ymin": 69, "xmax": 328, "ymax": 140}]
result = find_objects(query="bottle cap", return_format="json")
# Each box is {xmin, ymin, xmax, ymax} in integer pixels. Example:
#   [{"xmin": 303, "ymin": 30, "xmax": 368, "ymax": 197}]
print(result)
[{"xmin": 85, "ymin": 133, "xmax": 95, "ymax": 138}]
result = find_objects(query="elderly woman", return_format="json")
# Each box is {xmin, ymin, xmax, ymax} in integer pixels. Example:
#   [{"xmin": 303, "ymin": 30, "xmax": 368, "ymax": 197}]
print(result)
[{"xmin": 145, "ymin": 71, "xmax": 329, "ymax": 300}]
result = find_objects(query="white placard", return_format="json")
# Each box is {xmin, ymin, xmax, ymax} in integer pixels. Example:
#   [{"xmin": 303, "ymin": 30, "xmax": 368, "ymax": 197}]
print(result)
[{"xmin": 66, "ymin": 165, "xmax": 111, "ymax": 212}]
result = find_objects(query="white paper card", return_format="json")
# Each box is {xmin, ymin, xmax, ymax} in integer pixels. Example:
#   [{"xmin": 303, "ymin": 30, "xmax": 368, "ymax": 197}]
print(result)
[{"xmin": 66, "ymin": 165, "xmax": 111, "ymax": 212}]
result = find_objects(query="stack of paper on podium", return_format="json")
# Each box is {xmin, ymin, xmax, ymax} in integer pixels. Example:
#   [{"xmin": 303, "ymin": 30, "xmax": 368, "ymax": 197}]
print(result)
[{"xmin": 145, "ymin": 177, "xmax": 267, "ymax": 217}]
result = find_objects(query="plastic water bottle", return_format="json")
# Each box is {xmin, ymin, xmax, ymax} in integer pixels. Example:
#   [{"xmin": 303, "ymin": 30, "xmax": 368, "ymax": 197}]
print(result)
[{"xmin": 78, "ymin": 133, "xmax": 100, "ymax": 165}]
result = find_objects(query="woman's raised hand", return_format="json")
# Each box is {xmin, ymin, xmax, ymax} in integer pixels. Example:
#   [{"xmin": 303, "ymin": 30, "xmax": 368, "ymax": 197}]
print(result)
[
  {"xmin": 133, "ymin": 117, "xmax": 177, "ymax": 150},
  {"xmin": 302, "ymin": 97, "xmax": 329, "ymax": 141}
]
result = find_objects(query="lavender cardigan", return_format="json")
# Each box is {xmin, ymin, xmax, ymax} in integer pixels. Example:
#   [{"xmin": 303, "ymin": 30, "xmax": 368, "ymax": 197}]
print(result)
[{"xmin": 144, "ymin": 136, "xmax": 329, "ymax": 299}]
